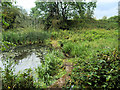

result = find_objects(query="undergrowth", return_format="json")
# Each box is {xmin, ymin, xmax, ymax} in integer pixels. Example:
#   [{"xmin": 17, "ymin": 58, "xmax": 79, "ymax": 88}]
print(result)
[
  {"xmin": 66, "ymin": 48, "xmax": 120, "ymax": 89},
  {"xmin": 1, "ymin": 28, "xmax": 119, "ymax": 89}
]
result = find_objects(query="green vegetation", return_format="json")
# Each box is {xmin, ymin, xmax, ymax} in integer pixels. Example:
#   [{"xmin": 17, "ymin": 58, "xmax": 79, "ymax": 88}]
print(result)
[
  {"xmin": 35, "ymin": 50, "xmax": 64, "ymax": 87},
  {"xmin": 2, "ymin": 28, "xmax": 50, "ymax": 45},
  {"xmin": 1, "ymin": 41, "xmax": 64, "ymax": 89},
  {"xmin": 66, "ymin": 48, "xmax": 119, "ymax": 89},
  {"xmin": 0, "ymin": 1, "xmax": 119, "ymax": 89},
  {"xmin": 1, "ymin": 28, "xmax": 119, "ymax": 89}
]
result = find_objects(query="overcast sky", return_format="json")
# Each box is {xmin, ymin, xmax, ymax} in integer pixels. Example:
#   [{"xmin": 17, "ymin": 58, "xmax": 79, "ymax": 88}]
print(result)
[{"xmin": 14, "ymin": 0, "xmax": 119, "ymax": 19}]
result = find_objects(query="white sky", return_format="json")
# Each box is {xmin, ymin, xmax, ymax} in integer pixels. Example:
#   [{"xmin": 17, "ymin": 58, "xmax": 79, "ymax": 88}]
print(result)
[{"xmin": 14, "ymin": 0, "xmax": 119, "ymax": 19}]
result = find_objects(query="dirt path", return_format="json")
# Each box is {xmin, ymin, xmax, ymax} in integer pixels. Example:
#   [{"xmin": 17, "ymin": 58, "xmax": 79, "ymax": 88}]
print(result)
[
  {"xmin": 48, "ymin": 40, "xmax": 74, "ymax": 88},
  {"xmin": 48, "ymin": 60, "xmax": 73, "ymax": 88}
]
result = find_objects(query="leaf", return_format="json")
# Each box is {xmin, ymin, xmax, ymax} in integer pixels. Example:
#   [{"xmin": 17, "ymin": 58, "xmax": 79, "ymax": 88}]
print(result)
[
  {"xmin": 2, "ymin": 18, "xmax": 9, "ymax": 26},
  {"xmin": 106, "ymin": 75, "xmax": 111, "ymax": 81},
  {"xmin": 87, "ymin": 82, "xmax": 92, "ymax": 85}
]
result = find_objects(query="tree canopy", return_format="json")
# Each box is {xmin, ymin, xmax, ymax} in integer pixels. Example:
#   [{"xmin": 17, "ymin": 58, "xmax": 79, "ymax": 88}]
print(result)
[
  {"xmin": 30, "ymin": 1, "xmax": 96, "ymax": 29},
  {"xmin": 1, "ymin": 1, "xmax": 32, "ymax": 30}
]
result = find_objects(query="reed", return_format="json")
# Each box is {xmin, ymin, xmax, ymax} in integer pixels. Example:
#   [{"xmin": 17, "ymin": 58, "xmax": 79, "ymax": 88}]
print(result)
[{"xmin": 2, "ymin": 30, "xmax": 51, "ymax": 45}]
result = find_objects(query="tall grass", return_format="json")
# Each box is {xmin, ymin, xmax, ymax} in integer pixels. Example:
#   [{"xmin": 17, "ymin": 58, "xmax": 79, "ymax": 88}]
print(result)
[
  {"xmin": 62, "ymin": 29, "xmax": 118, "ymax": 58},
  {"xmin": 2, "ymin": 28, "xmax": 51, "ymax": 45}
]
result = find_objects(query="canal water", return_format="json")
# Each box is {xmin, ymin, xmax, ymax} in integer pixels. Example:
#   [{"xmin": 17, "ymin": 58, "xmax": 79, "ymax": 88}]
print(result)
[{"xmin": 0, "ymin": 44, "xmax": 48, "ymax": 74}]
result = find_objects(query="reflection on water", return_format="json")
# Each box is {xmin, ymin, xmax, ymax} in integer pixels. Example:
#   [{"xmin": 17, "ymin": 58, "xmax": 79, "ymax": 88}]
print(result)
[
  {"xmin": 0, "ymin": 44, "xmax": 48, "ymax": 74},
  {"xmin": 14, "ymin": 52, "xmax": 41, "ymax": 74}
]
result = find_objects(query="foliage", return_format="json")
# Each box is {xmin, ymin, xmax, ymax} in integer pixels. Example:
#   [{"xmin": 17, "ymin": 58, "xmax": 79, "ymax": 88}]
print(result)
[
  {"xmin": 0, "ymin": 1, "xmax": 119, "ymax": 89},
  {"xmin": 0, "ymin": 2, "xmax": 12, "ymax": 28},
  {"xmin": 53, "ymin": 29, "xmax": 119, "ymax": 89},
  {"xmin": 14, "ymin": 69, "xmax": 35, "ymax": 89},
  {"xmin": 2, "ymin": 60, "xmax": 35, "ymax": 89},
  {"xmin": 0, "ymin": 28, "xmax": 119, "ymax": 89},
  {"xmin": 72, "ymin": 17, "xmax": 118, "ymax": 30},
  {"xmin": 102, "ymin": 16, "xmax": 107, "ymax": 20},
  {"xmin": 1, "ymin": 2, "xmax": 32, "ymax": 30},
  {"xmin": 0, "ymin": 41, "xmax": 35, "ymax": 89},
  {"xmin": 1, "ymin": 40, "xmax": 64, "ymax": 89},
  {"xmin": 2, "ymin": 29, "xmax": 51, "ymax": 45},
  {"xmin": 36, "ymin": 50, "xmax": 62, "ymax": 86},
  {"xmin": 67, "ymin": 48, "xmax": 120, "ymax": 89},
  {"xmin": 31, "ymin": 1, "xmax": 96, "ymax": 19},
  {"xmin": 108, "ymin": 15, "xmax": 118, "ymax": 22},
  {"xmin": 1, "ymin": 56, "xmax": 16, "ymax": 90},
  {"xmin": 0, "ymin": 41, "xmax": 16, "ymax": 52},
  {"xmin": 30, "ymin": 1, "xmax": 96, "ymax": 29},
  {"xmin": 62, "ymin": 42, "xmax": 87, "ymax": 57},
  {"xmin": 60, "ymin": 29, "xmax": 118, "ymax": 57}
]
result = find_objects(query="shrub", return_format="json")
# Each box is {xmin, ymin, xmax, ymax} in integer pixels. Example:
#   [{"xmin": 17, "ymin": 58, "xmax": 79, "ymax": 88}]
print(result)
[
  {"xmin": 62, "ymin": 42, "xmax": 87, "ymax": 57},
  {"xmin": 67, "ymin": 48, "xmax": 120, "ymax": 89},
  {"xmin": 36, "ymin": 51, "xmax": 62, "ymax": 86}
]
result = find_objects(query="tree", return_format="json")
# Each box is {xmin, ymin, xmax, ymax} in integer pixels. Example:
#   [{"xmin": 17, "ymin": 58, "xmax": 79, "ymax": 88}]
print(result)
[
  {"xmin": 1, "ymin": 2, "xmax": 31, "ymax": 30},
  {"xmin": 30, "ymin": 0, "xmax": 97, "ymax": 29},
  {"xmin": 102, "ymin": 16, "xmax": 107, "ymax": 20},
  {"xmin": 0, "ymin": 2, "xmax": 13, "ymax": 29},
  {"xmin": 108, "ymin": 16, "xmax": 118, "ymax": 22}
]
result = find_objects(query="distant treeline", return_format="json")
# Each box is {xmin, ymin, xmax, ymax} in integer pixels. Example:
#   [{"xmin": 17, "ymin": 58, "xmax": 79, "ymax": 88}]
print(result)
[{"xmin": 1, "ymin": 2, "xmax": 118, "ymax": 31}]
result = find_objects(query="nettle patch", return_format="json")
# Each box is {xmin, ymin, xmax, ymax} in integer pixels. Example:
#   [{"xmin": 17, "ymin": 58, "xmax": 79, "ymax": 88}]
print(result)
[{"xmin": 66, "ymin": 48, "xmax": 120, "ymax": 89}]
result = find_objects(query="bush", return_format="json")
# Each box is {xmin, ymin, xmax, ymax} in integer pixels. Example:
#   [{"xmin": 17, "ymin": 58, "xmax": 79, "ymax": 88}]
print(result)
[
  {"xmin": 36, "ymin": 50, "xmax": 62, "ymax": 86},
  {"xmin": 62, "ymin": 42, "xmax": 87, "ymax": 57},
  {"xmin": 67, "ymin": 48, "xmax": 120, "ymax": 89},
  {"xmin": 44, "ymin": 51, "xmax": 62, "ymax": 76}
]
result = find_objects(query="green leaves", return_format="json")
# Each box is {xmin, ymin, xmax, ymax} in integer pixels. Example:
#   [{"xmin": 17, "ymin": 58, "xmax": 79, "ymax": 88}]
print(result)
[
  {"xmin": 0, "ymin": 41, "xmax": 16, "ymax": 52},
  {"xmin": 62, "ymin": 41, "xmax": 87, "ymax": 57},
  {"xmin": 69, "ymin": 48, "xmax": 120, "ymax": 88},
  {"xmin": 30, "ymin": 2, "xmax": 96, "ymax": 29},
  {"xmin": 35, "ymin": 50, "xmax": 62, "ymax": 86},
  {"xmin": 1, "ymin": 3, "xmax": 30, "ymax": 30},
  {"xmin": 106, "ymin": 75, "xmax": 111, "ymax": 82},
  {"xmin": 2, "ymin": 30, "xmax": 51, "ymax": 45},
  {"xmin": 2, "ymin": 18, "xmax": 9, "ymax": 26}
]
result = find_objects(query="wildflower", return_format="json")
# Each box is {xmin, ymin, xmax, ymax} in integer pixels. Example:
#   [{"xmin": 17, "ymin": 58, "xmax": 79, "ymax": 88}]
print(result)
[{"xmin": 8, "ymin": 86, "xmax": 10, "ymax": 89}]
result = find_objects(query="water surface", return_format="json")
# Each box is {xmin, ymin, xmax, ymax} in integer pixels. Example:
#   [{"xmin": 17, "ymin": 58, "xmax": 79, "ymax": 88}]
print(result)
[{"xmin": 0, "ymin": 44, "xmax": 48, "ymax": 74}]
